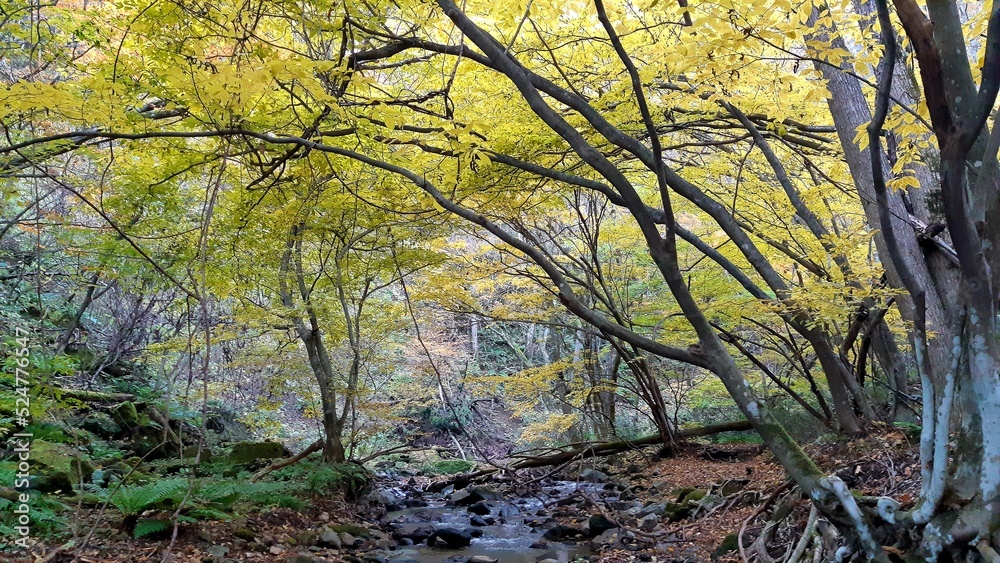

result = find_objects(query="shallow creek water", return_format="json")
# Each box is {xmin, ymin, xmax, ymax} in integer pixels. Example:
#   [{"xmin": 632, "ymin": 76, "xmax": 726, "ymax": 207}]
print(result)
[{"xmin": 382, "ymin": 481, "xmax": 604, "ymax": 562}]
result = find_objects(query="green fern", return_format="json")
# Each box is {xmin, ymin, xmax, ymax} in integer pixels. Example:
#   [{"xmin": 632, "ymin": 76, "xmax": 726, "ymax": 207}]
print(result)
[
  {"xmin": 133, "ymin": 518, "xmax": 172, "ymax": 539},
  {"xmin": 109, "ymin": 478, "xmax": 188, "ymax": 517}
]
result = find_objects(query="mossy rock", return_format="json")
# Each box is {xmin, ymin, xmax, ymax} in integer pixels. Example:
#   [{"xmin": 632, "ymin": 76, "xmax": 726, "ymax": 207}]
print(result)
[
  {"xmin": 227, "ymin": 441, "xmax": 285, "ymax": 465},
  {"xmin": 25, "ymin": 422, "xmax": 73, "ymax": 444},
  {"xmin": 76, "ymin": 413, "xmax": 122, "ymax": 438},
  {"xmin": 31, "ymin": 441, "xmax": 94, "ymax": 486},
  {"xmin": 111, "ymin": 401, "xmax": 140, "ymax": 428},
  {"xmin": 32, "ymin": 471, "xmax": 74, "ymax": 494},
  {"xmin": 679, "ymin": 489, "xmax": 707, "ymax": 504},
  {"xmin": 431, "ymin": 460, "xmax": 475, "ymax": 475},
  {"xmin": 712, "ymin": 533, "xmax": 739, "ymax": 560},
  {"xmin": 181, "ymin": 445, "xmax": 213, "ymax": 462},
  {"xmin": 672, "ymin": 487, "xmax": 696, "ymax": 502},
  {"xmin": 663, "ymin": 502, "xmax": 696, "ymax": 522}
]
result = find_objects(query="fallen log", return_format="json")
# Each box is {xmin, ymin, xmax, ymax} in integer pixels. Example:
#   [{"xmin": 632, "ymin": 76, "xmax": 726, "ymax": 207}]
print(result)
[
  {"xmin": 250, "ymin": 439, "xmax": 323, "ymax": 482},
  {"xmin": 426, "ymin": 420, "xmax": 753, "ymax": 491},
  {"xmin": 43, "ymin": 387, "xmax": 135, "ymax": 402},
  {"xmin": 507, "ymin": 419, "xmax": 753, "ymax": 470}
]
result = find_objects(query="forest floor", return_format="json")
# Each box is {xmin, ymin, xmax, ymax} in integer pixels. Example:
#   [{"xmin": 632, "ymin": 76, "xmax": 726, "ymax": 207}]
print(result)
[{"xmin": 15, "ymin": 427, "xmax": 919, "ymax": 563}]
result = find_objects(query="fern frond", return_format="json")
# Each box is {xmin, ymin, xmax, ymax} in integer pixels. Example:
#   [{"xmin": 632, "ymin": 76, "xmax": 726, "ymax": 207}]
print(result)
[{"xmin": 133, "ymin": 518, "xmax": 172, "ymax": 538}]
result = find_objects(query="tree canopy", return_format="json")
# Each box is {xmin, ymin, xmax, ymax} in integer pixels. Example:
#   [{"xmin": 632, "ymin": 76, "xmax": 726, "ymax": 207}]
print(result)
[{"xmin": 3, "ymin": 0, "xmax": 1000, "ymax": 560}]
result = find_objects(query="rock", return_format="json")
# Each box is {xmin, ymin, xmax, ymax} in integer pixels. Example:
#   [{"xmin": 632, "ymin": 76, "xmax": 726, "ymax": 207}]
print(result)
[
  {"xmin": 497, "ymin": 504, "xmax": 520, "ymax": 518},
  {"xmin": 181, "ymin": 445, "xmax": 213, "ymax": 462},
  {"xmin": 591, "ymin": 528, "xmax": 619, "ymax": 546},
  {"xmin": 468, "ymin": 557, "xmax": 499, "ymax": 563},
  {"xmin": 319, "ymin": 527, "xmax": 342, "ymax": 549},
  {"xmin": 588, "ymin": 515, "xmax": 618, "ymax": 537},
  {"xmin": 467, "ymin": 501, "xmax": 491, "ymax": 515},
  {"xmin": 206, "ymin": 545, "xmax": 229, "ymax": 561},
  {"xmin": 392, "ymin": 524, "xmax": 435, "ymax": 544},
  {"xmin": 77, "ymin": 413, "xmax": 122, "ymax": 438},
  {"xmin": 664, "ymin": 503, "xmax": 695, "ymax": 522},
  {"xmin": 339, "ymin": 532, "xmax": 357, "ymax": 547},
  {"xmin": 288, "ymin": 556, "xmax": 318, "ymax": 563},
  {"xmin": 467, "ymin": 485, "xmax": 503, "ymax": 501},
  {"xmin": 680, "ymin": 489, "xmax": 708, "ymax": 504},
  {"xmin": 386, "ymin": 549, "xmax": 421, "ymax": 563},
  {"xmin": 430, "ymin": 527, "xmax": 472, "ymax": 548},
  {"xmin": 639, "ymin": 503, "xmax": 667, "ymax": 517},
  {"xmin": 640, "ymin": 513, "xmax": 658, "ymax": 532},
  {"xmin": 542, "ymin": 524, "xmax": 584, "ymax": 541},
  {"xmin": 579, "ymin": 468, "xmax": 608, "ymax": 483},
  {"xmin": 712, "ymin": 533, "xmax": 739, "ymax": 560},
  {"xmin": 530, "ymin": 540, "xmax": 549, "ymax": 549},
  {"xmin": 268, "ymin": 545, "xmax": 285, "ymax": 555},
  {"xmin": 626, "ymin": 463, "xmax": 641, "ymax": 474},
  {"xmin": 111, "ymin": 401, "xmax": 141, "ymax": 428},
  {"xmin": 227, "ymin": 441, "xmax": 286, "ymax": 465},
  {"xmin": 672, "ymin": 487, "xmax": 696, "ymax": 502},
  {"xmin": 198, "ymin": 528, "xmax": 213, "ymax": 542},
  {"xmin": 296, "ymin": 530, "xmax": 318, "ymax": 546},
  {"xmin": 372, "ymin": 489, "xmax": 403, "ymax": 508},
  {"xmin": 449, "ymin": 490, "xmax": 476, "ymax": 505},
  {"xmin": 470, "ymin": 515, "xmax": 488, "ymax": 527},
  {"xmin": 719, "ymin": 479, "xmax": 750, "ymax": 496},
  {"xmin": 319, "ymin": 511, "xmax": 330, "ymax": 523}
]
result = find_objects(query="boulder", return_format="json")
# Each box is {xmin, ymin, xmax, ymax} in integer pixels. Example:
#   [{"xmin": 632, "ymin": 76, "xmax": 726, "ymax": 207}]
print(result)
[
  {"xmin": 542, "ymin": 524, "xmax": 584, "ymax": 541},
  {"xmin": 110, "ymin": 401, "xmax": 141, "ymax": 428},
  {"xmin": 470, "ymin": 515, "xmax": 488, "ymax": 527},
  {"xmin": 588, "ymin": 515, "xmax": 618, "ymax": 537},
  {"xmin": 591, "ymin": 528, "xmax": 620, "ymax": 546},
  {"xmin": 638, "ymin": 503, "xmax": 667, "ymax": 517},
  {"xmin": 640, "ymin": 513, "xmax": 658, "ymax": 532},
  {"xmin": 227, "ymin": 441, "xmax": 285, "ymax": 465},
  {"xmin": 679, "ymin": 489, "xmax": 708, "ymax": 504},
  {"xmin": 429, "ymin": 527, "xmax": 472, "ymax": 548},
  {"xmin": 339, "ymin": 532, "xmax": 357, "ymax": 548},
  {"xmin": 392, "ymin": 524, "xmax": 435, "ymax": 544},
  {"xmin": 318, "ymin": 527, "xmax": 342, "ymax": 549},
  {"xmin": 76, "ymin": 413, "xmax": 121, "ymax": 438},
  {"xmin": 579, "ymin": 468, "xmax": 608, "ymax": 483},
  {"xmin": 497, "ymin": 504, "xmax": 520, "ymax": 518},
  {"xmin": 467, "ymin": 501, "xmax": 491, "ymax": 515},
  {"xmin": 467, "ymin": 485, "xmax": 503, "ymax": 501},
  {"xmin": 712, "ymin": 533, "xmax": 739, "ymax": 561}
]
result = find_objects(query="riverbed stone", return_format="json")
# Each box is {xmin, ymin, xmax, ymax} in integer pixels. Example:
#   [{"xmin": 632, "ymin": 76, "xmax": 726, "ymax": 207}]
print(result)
[
  {"xmin": 498, "ymin": 503, "xmax": 520, "ymax": 518},
  {"xmin": 467, "ymin": 501, "xmax": 491, "ymax": 515},
  {"xmin": 542, "ymin": 524, "xmax": 584, "ymax": 541},
  {"xmin": 640, "ymin": 513, "xmax": 658, "ymax": 532},
  {"xmin": 430, "ymin": 527, "xmax": 472, "ymax": 548},
  {"xmin": 339, "ymin": 531, "xmax": 357, "ymax": 547},
  {"xmin": 467, "ymin": 557, "xmax": 498, "ymax": 563},
  {"xmin": 468, "ymin": 485, "xmax": 503, "ymax": 501},
  {"xmin": 579, "ymin": 468, "xmax": 608, "ymax": 483},
  {"xmin": 639, "ymin": 502, "xmax": 667, "ymax": 517},
  {"xmin": 588, "ymin": 514, "xmax": 618, "ymax": 537},
  {"xmin": 319, "ymin": 527, "xmax": 342, "ymax": 548}
]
